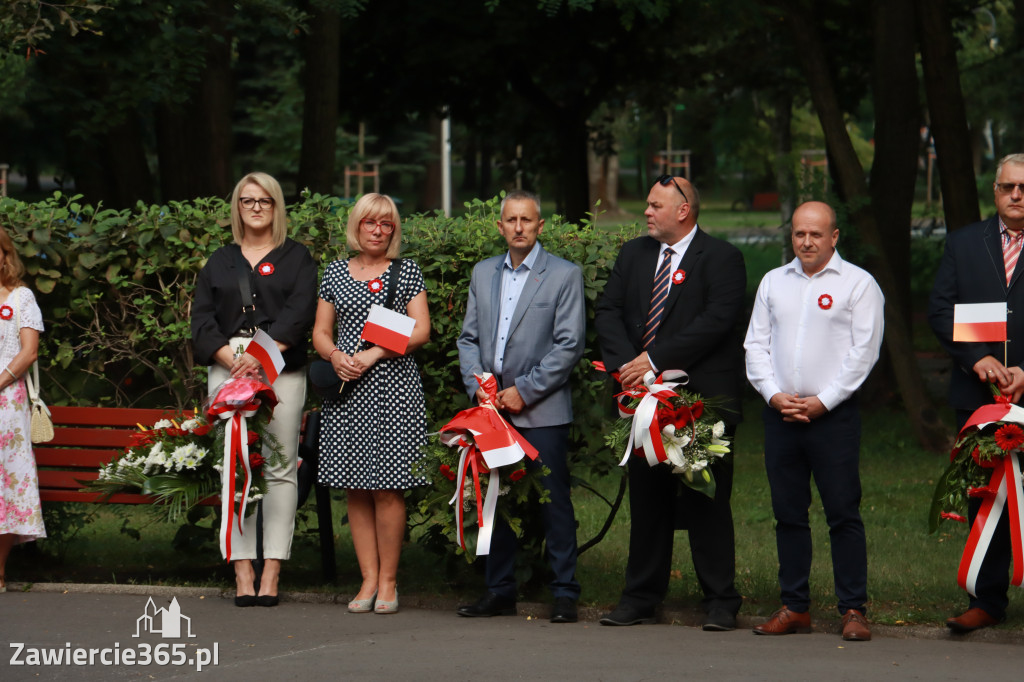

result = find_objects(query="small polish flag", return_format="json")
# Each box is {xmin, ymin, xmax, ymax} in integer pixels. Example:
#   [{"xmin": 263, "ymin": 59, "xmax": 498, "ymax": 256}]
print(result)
[
  {"xmin": 246, "ymin": 329, "xmax": 286, "ymax": 384},
  {"xmin": 953, "ymin": 303, "xmax": 1008, "ymax": 342},
  {"xmin": 362, "ymin": 304, "xmax": 416, "ymax": 354}
]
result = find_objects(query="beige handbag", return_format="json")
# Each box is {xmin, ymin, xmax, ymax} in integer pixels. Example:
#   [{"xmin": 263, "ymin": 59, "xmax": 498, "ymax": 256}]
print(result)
[{"xmin": 25, "ymin": 361, "xmax": 54, "ymax": 444}]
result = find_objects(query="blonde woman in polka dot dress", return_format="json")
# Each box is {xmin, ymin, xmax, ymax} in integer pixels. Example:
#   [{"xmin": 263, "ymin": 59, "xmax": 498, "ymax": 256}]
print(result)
[{"xmin": 312, "ymin": 194, "xmax": 430, "ymax": 614}]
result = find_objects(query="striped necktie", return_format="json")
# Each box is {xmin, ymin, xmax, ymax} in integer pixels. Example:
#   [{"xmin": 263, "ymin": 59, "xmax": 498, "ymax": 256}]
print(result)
[
  {"xmin": 1003, "ymin": 229, "xmax": 1023, "ymax": 286},
  {"xmin": 643, "ymin": 247, "xmax": 674, "ymax": 348}
]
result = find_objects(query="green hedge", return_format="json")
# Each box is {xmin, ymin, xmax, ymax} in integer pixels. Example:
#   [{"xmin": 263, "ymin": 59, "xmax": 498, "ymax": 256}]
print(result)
[{"xmin": 1, "ymin": 192, "xmax": 636, "ymax": 478}]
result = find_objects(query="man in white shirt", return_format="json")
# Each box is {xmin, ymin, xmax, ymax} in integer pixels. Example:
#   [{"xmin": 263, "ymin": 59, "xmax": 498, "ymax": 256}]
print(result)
[{"xmin": 744, "ymin": 201, "xmax": 884, "ymax": 641}]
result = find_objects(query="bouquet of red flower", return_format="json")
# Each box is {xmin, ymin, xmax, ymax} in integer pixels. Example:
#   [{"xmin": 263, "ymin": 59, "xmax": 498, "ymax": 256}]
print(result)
[
  {"xmin": 602, "ymin": 366, "xmax": 731, "ymax": 498},
  {"xmin": 85, "ymin": 377, "xmax": 283, "ymax": 533},
  {"xmin": 929, "ymin": 396, "xmax": 1024, "ymax": 596},
  {"xmin": 412, "ymin": 373, "xmax": 550, "ymax": 559}
]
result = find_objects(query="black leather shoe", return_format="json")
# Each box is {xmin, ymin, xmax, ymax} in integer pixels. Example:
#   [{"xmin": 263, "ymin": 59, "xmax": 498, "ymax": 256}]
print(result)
[
  {"xmin": 550, "ymin": 597, "xmax": 578, "ymax": 623},
  {"xmin": 234, "ymin": 595, "xmax": 258, "ymax": 608},
  {"xmin": 599, "ymin": 603, "xmax": 655, "ymax": 626},
  {"xmin": 257, "ymin": 595, "xmax": 280, "ymax": 607},
  {"xmin": 702, "ymin": 607, "xmax": 736, "ymax": 631},
  {"xmin": 457, "ymin": 592, "xmax": 517, "ymax": 617}
]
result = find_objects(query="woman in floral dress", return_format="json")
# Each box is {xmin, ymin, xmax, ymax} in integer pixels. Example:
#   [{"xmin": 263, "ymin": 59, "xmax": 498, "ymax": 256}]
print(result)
[{"xmin": 0, "ymin": 226, "xmax": 46, "ymax": 592}]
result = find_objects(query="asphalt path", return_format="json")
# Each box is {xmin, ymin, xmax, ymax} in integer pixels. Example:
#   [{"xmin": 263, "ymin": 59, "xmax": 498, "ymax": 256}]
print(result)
[{"xmin": 2, "ymin": 585, "xmax": 1022, "ymax": 681}]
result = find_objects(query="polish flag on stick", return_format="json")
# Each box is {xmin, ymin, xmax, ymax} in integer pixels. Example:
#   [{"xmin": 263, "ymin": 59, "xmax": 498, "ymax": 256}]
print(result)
[
  {"xmin": 953, "ymin": 303, "xmax": 1008, "ymax": 343},
  {"xmin": 362, "ymin": 304, "xmax": 416, "ymax": 354},
  {"xmin": 246, "ymin": 329, "xmax": 286, "ymax": 384}
]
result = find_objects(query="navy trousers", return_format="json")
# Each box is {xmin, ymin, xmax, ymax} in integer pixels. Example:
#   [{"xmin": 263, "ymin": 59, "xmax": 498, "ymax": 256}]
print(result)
[
  {"xmin": 484, "ymin": 424, "xmax": 580, "ymax": 600},
  {"xmin": 763, "ymin": 399, "xmax": 867, "ymax": 615},
  {"xmin": 957, "ymin": 409, "xmax": 1015, "ymax": 620}
]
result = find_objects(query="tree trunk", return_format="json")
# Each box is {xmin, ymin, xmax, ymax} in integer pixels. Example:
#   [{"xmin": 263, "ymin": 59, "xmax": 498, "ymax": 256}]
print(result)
[
  {"xmin": 298, "ymin": 3, "xmax": 342, "ymax": 195},
  {"xmin": 869, "ymin": 0, "xmax": 919, "ymax": 324},
  {"xmin": 70, "ymin": 117, "xmax": 153, "ymax": 208},
  {"xmin": 155, "ymin": 1, "xmax": 233, "ymax": 201},
  {"xmin": 556, "ymin": 110, "xmax": 591, "ymax": 225},
  {"xmin": 782, "ymin": 1, "xmax": 948, "ymax": 451},
  {"xmin": 767, "ymin": 87, "xmax": 795, "ymax": 264},
  {"xmin": 916, "ymin": 0, "xmax": 980, "ymax": 231},
  {"xmin": 417, "ymin": 115, "xmax": 442, "ymax": 213}
]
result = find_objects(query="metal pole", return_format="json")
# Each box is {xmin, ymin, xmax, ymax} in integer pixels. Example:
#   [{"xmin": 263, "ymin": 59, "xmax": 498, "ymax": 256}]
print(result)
[{"xmin": 441, "ymin": 112, "xmax": 452, "ymax": 217}]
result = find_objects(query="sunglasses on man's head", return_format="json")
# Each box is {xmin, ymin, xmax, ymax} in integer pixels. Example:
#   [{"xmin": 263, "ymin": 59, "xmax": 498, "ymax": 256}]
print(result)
[{"xmin": 656, "ymin": 174, "xmax": 689, "ymax": 204}]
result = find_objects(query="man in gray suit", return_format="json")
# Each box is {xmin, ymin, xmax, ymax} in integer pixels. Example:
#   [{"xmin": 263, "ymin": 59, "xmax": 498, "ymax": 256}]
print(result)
[{"xmin": 456, "ymin": 190, "xmax": 586, "ymax": 623}]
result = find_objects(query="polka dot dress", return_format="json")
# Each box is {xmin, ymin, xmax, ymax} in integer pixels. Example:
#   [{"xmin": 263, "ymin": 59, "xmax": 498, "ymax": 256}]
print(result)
[{"xmin": 316, "ymin": 258, "xmax": 428, "ymax": 490}]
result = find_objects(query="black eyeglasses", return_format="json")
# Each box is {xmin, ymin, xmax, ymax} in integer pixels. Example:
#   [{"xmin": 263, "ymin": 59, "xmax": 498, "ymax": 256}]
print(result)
[
  {"xmin": 656, "ymin": 174, "xmax": 689, "ymax": 203},
  {"xmin": 995, "ymin": 182, "xmax": 1024, "ymax": 195},
  {"xmin": 240, "ymin": 197, "xmax": 275, "ymax": 210}
]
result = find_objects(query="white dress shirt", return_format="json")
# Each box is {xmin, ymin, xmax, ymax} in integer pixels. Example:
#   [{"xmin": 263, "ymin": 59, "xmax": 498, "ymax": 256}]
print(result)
[
  {"xmin": 647, "ymin": 227, "xmax": 699, "ymax": 373},
  {"xmin": 744, "ymin": 250, "xmax": 885, "ymax": 412},
  {"xmin": 493, "ymin": 241, "xmax": 542, "ymax": 373}
]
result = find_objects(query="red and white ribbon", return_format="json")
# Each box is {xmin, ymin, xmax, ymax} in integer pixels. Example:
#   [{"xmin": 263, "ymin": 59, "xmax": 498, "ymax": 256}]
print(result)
[
  {"xmin": 437, "ymin": 372, "xmax": 538, "ymax": 556},
  {"xmin": 206, "ymin": 377, "xmax": 277, "ymax": 563},
  {"xmin": 953, "ymin": 401, "xmax": 1024, "ymax": 596},
  {"xmin": 614, "ymin": 370, "xmax": 689, "ymax": 467}
]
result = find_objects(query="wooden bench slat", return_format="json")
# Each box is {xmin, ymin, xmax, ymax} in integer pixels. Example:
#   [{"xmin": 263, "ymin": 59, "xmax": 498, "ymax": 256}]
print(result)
[
  {"xmin": 49, "ymin": 406, "xmax": 191, "ymax": 427},
  {"xmin": 38, "ymin": 470, "xmax": 100, "ymax": 489},
  {"xmin": 48, "ymin": 427, "xmax": 139, "ymax": 448},
  {"xmin": 34, "ymin": 448, "xmax": 121, "ymax": 468}
]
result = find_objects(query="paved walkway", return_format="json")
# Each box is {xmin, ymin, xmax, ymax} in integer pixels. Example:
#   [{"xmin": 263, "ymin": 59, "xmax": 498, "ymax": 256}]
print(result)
[{"xmin": 2, "ymin": 583, "xmax": 1022, "ymax": 681}]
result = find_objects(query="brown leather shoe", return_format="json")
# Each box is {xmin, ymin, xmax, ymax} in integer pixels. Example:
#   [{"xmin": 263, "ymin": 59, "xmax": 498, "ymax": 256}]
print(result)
[
  {"xmin": 946, "ymin": 607, "xmax": 999, "ymax": 633},
  {"xmin": 752, "ymin": 606, "xmax": 812, "ymax": 635},
  {"xmin": 841, "ymin": 609, "xmax": 871, "ymax": 641}
]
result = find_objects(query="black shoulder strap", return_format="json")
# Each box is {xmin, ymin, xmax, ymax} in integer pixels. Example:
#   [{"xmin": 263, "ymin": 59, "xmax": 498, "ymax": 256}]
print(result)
[
  {"xmin": 384, "ymin": 258, "xmax": 403, "ymax": 310},
  {"xmin": 231, "ymin": 245, "xmax": 259, "ymax": 332}
]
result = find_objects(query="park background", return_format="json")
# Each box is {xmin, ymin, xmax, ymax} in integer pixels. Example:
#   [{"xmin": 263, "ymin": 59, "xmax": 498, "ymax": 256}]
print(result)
[{"xmin": 1, "ymin": 0, "xmax": 1023, "ymax": 627}]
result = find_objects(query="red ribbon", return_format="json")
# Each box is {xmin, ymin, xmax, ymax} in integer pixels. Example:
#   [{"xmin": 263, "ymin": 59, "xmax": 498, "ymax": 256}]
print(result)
[{"xmin": 206, "ymin": 377, "xmax": 277, "ymax": 563}]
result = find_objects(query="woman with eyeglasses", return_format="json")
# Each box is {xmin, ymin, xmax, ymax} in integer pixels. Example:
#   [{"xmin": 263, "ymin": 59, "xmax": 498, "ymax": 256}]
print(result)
[
  {"xmin": 312, "ymin": 193, "xmax": 430, "ymax": 614},
  {"xmin": 191, "ymin": 172, "xmax": 317, "ymax": 607}
]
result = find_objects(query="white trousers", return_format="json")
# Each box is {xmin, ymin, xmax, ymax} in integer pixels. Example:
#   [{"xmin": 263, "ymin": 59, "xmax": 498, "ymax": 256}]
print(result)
[{"xmin": 209, "ymin": 352, "xmax": 306, "ymax": 560}]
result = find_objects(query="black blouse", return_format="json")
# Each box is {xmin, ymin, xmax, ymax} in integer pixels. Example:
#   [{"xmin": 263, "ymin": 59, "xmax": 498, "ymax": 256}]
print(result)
[{"xmin": 191, "ymin": 238, "xmax": 318, "ymax": 370}]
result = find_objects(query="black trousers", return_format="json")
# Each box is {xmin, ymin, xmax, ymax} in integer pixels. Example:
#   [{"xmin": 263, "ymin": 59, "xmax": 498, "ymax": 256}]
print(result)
[
  {"xmin": 763, "ymin": 399, "xmax": 867, "ymax": 615},
  {"xmin": 619, "ymin": 425, "xmax": 741, "ymax": 614},
  {"xmin": 957, "ymin": 409, "xmax": 1015, "ymax": 620}
]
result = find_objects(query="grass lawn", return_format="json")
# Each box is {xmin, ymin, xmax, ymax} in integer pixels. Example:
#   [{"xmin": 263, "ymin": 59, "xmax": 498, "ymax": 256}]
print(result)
[{"xmin": 17, "ymin": 399, "xmax": 1018, "ymax": 629}]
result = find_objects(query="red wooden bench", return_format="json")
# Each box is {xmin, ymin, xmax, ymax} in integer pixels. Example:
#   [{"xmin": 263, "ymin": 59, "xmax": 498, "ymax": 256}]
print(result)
[{"xmin": 34, "ymin": 405, "xmax": 336, "ymax": 580}]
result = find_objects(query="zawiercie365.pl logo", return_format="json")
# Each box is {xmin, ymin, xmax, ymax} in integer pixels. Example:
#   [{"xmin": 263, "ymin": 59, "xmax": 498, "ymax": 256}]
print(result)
[{"xmin": 9, "ymin": 597, "xmax": 219, "ymax": 672}]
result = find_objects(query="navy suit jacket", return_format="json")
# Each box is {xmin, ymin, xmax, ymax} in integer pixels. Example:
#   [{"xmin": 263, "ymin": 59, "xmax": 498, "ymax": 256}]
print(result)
[
  {"xmin": 929, "ymin": 217, "xmax": 1024, "ymax": 411},
  {"xmin": 457, "ymin": 245, "xmax": 585, "ymax": 428},
  {"xmin": 594, "ymin": 229, "xmax": 747, "ymax": 423}
]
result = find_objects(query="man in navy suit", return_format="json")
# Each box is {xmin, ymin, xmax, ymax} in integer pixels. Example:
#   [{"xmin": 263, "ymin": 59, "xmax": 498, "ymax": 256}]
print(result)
[
  {"xmin": 930, "ymin": 153, "xmax": 1024, "ymax": 632},
  {"xmin": 594, "ymin": 175, "xmax": 746, "ymax": 631},
  {"xmin": 456, "ymin": 190, "xmax": 586, "ymax": 623}
]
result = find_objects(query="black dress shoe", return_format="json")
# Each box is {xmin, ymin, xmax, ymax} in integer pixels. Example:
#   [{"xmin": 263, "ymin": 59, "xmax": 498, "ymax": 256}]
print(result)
[
  {"xmin": 550, "ymin": 597, "xmax": 578, "ymax": 623},
  {"xmin": 234, "ymin": 595, "xmax": 258, "ymax": 607},
  {"xmin": 599, "ymin": 603, "xmax": 655, "ymax": 626},
  {"xmin": 702, "ymin": 607, "xmax": 736, "ymax": 631},
  {"xmin": 457, "ymin": 592, "xmax": 517, "ymax": 617},
  {"xmin": 257, "ymin": 595, "xmax": 280, "ymax": 607}
]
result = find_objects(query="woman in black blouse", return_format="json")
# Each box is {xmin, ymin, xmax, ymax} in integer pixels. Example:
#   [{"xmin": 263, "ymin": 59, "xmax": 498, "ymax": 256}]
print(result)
[{"xmin": 191, "ymin": 172, "xmax": 317, "ymax": 607}]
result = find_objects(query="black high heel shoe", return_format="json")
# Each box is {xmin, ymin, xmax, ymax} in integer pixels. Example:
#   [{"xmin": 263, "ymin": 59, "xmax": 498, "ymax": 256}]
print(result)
[
  {"xmin": 257, "ymin": 595, "xmax": 279, "ymax": 607},
  {"xmin": 234, "ymin": 595, "xmax": 258, "ymax": 607}
]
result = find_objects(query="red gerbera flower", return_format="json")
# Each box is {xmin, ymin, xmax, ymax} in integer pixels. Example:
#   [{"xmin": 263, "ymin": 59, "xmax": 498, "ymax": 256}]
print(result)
[
  {"xmin": 192, "ymin": 424, "xmax": 212, "ymax": 436},
  {"xmin": 509, "ymin": 468, "xmax": 527, "ymax": 482},
  {"xmin": 0, "ymin": 305, "xmax": 12, "ymax": 320},
  {"xmin": 941, "ymin": 511, "xmax": 968, "ymax": 523},
  {"xmin": 994, "ymin": 423, "xmax": 1024, "ymax": 452},
  {"xmin": 258, "ymin": 263, "xmax": 274, "ymax": 276},
  {"xmin": 439, "ymin": 464, "xmax": 456, "ymax": 481},
  {"xmin": 368, "ymin": 278, "xmax": 384, "ymax": 294}
]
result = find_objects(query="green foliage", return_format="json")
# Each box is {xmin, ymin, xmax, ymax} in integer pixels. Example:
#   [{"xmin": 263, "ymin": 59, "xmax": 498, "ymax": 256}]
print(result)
[{"xmin": 0, "ymin": 0, "xmax": 105, "ymax": 55}]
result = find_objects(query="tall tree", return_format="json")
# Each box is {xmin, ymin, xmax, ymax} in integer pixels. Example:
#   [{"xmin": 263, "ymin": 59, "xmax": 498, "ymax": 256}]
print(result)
[
  {"xmin": 297, "ymin": 0, "xmax": 344, "ymax": 194},
  {"xmin": 917, "ymin": 0, "xmax": 981, "ymax": 231}
]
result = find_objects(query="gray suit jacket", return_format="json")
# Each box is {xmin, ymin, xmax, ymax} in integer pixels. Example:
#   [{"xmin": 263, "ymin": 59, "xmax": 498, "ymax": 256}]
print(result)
[{"xmin": 457, "ymin": 244, "xmax": 585, "ymax": 428}]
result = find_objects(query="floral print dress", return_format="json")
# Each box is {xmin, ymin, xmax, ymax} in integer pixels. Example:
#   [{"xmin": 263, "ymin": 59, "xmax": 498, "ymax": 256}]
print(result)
[{"xmin": 0, "ymin": 287, "xmax": 46, "ymax": 542}]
